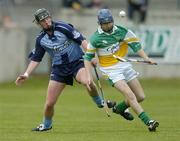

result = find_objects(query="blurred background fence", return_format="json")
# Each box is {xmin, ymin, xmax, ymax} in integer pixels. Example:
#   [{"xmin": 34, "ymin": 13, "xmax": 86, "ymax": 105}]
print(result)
[{"xmin": 1, "ymin": 0, "xmax": 180, "ymax": 82}]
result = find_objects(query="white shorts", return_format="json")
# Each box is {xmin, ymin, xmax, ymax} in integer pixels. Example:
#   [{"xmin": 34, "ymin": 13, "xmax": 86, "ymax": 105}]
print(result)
[{"xmin": 99, "ymin": 62, "xmax": 139, "ymax": 84}]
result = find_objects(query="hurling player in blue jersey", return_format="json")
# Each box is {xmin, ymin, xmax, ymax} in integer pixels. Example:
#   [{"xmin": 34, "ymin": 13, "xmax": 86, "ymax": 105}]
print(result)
[{"xmin": 15, "ymin": 8, "xmax": 115, "ymax": 131}]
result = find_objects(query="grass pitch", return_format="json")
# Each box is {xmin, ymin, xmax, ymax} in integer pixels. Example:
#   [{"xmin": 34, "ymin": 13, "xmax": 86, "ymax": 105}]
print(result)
[{"xmin": 0, "ymin": 75, "xmax": 180, "ymax": 141}]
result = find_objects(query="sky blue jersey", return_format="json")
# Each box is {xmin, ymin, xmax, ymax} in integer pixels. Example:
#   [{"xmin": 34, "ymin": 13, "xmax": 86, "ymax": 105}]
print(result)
[{"xmin": 30, "ymin": 21, "xmax": 85, "ymax": 65}]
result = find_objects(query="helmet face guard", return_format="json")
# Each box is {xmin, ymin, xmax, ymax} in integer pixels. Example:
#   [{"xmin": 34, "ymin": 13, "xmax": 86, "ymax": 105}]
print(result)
[
  {"xmin": 33, "ymin": 8, "xmax": 50, "ymax": 23},
  {"xmin": 98, "ymin": 9, "xmax": 114, "ymax": 24}
]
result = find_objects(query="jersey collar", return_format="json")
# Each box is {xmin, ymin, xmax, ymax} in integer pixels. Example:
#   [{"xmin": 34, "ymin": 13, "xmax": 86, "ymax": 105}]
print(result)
[{"xmin": 98, "ymin": 25, "xmax": 118, "ymax": 34}]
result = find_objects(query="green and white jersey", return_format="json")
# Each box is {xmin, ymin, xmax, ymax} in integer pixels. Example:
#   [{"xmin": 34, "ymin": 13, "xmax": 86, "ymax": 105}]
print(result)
[{"xmin": 84, "ymin": 25, "xmax": 142, "ymax": 67}]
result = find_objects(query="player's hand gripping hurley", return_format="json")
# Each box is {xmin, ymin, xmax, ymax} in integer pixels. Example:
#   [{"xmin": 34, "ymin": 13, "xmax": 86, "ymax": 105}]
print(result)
[
  {"xmin": 93, "ymin": 65, "xmax": 111, "ymax": 117},
  {"xmin": 115, "ymin": 11, "xmax": 157, "ymax": 66},
  {"xmin": 113, "ymin": 55, "xmax": 157, "ymax": 65}
]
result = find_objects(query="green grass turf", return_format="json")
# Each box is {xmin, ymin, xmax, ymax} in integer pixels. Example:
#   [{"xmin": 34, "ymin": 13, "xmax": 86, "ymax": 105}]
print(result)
[{"xmin": 0, "ymin": 75, "xmax": 180, "ymax": 141}]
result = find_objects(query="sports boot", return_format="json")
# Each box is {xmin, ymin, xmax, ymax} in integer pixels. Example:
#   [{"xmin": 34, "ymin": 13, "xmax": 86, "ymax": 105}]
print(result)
[
  {"xmin": 32, "ymin": 123, "xmax": 52, "ymax": 132},
  {"xmin": 112, "ymin": 107, "xmax": 134, "ymax": 121},
  {"xmin": 148, "ymin": 120, "xmax": 159, "ymax": 132},
  {"xmin": 106, "ymin": 100, "xmax": 116, "ymax": 108},
  {"xmin": 98, "ymin": 100, "xmax": 116, "ymax": 108}
]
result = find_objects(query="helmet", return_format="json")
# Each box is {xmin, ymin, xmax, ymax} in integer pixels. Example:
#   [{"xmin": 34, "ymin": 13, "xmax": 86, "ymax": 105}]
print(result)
[
  {"xmin": 33, "ymin": 8, "xmax": 50, "ymax": 22},
  {"xmin": 97, "ymin": 9, "xmax": 114, "ymax": 24}
]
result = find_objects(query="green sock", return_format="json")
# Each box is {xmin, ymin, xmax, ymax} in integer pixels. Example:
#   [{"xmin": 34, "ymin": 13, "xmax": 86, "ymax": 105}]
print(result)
[
  {"xmin": 115, "ymin": 101, "xmax": 128, "ymax": 113},
  {"xmin": 138, "ymin": 112, "xmax": 151, "ymax": 125}
]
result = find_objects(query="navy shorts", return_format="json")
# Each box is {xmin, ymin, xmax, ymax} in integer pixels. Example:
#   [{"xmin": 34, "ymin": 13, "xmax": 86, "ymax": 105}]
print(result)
[{"xmin": 50, "ymin": 59, "xmax": 84, "ymax": 85}]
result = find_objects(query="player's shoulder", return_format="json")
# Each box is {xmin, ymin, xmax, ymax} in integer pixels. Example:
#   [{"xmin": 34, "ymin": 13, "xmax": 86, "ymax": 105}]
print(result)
[
  {"xmin": 90, "ymin": 30, "xmax": 99, "ymax": 44},
  {"xmin": 54, "ymin": 21, "xmax": 74, "ymax": 30},
  {"xmin": 36, "ymin": 31, "xmax": 46, "ymax": 41},
  {"xmin": 115, "ymin": 25, "xmax": 128, "ymax": 33}
]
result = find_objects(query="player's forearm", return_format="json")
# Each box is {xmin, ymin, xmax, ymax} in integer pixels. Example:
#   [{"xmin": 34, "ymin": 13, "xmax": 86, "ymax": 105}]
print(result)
[
  {"xmin": 81, "ymin": 40, "xmax": 88, "ymax": 51},
  {"xmin": 84, "ymin": 60, "xmax": 92, "ymax": 72},
  {"xmin": 137, "ymin": 49, "xmax": 149, "ymax": 60},
  {"xmin": 24, "ymin": 60, "xmax": 39, "ymax": 76},
  {"xmin": 84, "ymin": 60, "xmax": 93, "ymax": 78}
]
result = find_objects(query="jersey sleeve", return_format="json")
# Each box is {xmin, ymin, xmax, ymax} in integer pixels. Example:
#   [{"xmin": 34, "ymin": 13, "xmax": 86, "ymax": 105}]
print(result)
[
  {"xmin": 29, "ymin": 37, "xmax": 45, "ymax": 62},
  {"xmin": 56, "ymin": 22, "xmax": 85, "ymax": 45},
  {"xmin": 124, "ymin": 29, "xmax": 142, "ymax": 52},
  {"xmin": 83, "ymin": 40, "xmax": 96, "ymax": 61}
]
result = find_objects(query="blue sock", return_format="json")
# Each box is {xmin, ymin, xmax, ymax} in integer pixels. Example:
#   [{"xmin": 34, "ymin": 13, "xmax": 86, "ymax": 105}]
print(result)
[
  {"xmin": 43, "ymin": 117, "xmax": 52, "ymax": 128},
  {"xmin": 92, "ymin": 95, "xmax": 103, "ymax": 107}
]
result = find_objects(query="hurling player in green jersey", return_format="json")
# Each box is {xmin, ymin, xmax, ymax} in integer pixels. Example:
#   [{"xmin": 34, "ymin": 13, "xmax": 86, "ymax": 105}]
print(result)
[{"xmin": 84, "ymin": 9, "xmax": 159, "ymax": 132}]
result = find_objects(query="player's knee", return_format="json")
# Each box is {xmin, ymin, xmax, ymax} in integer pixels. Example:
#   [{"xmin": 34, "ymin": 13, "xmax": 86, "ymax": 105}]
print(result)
[
  {"xmin": 137, "ymin": 95, "xmax": 145, "ymax": 102},
  {"xmin": 80, "ymin": 78, "xmax": 94, "ymax": 88},
  {"xmin": 78, "ymin": 76, "xmax": 88, "ymax": 85},
  {"xmin": 80, "ymin": 79, "xmax": 87, "ymax": 86},
  {"xmin": 127, "ymin": 93, "xmax": 137, "ymax": 103}
]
